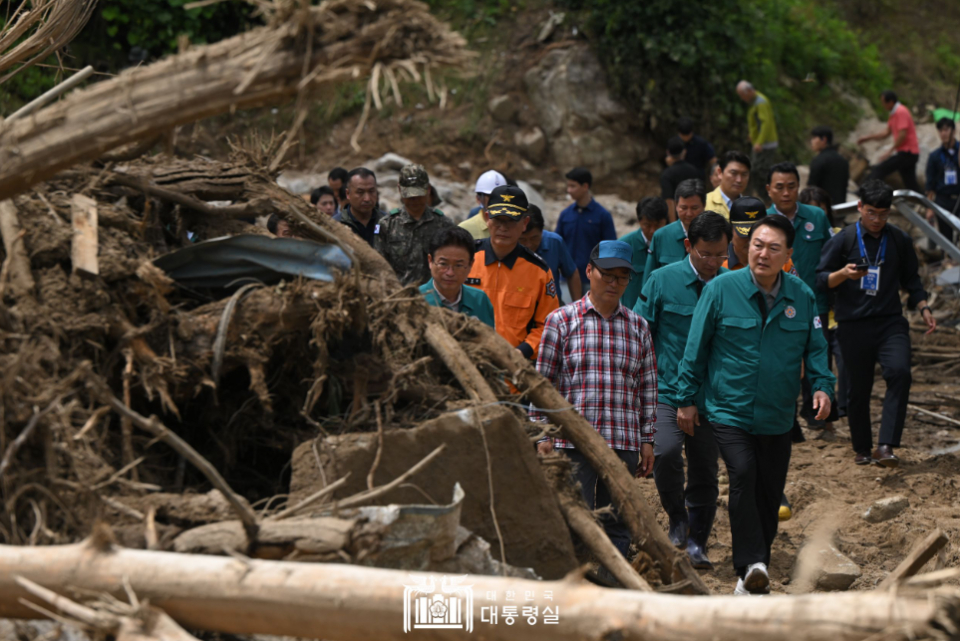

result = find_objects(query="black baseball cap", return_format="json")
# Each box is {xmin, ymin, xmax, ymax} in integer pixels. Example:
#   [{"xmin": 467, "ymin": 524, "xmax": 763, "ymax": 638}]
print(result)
[
  {"xmin": 729, "ymin": 196, "xmax": 767, "ymax": 238},
  {"xmin": 486, "ymin": 184, "xmax": 529, "ymax": 220}
]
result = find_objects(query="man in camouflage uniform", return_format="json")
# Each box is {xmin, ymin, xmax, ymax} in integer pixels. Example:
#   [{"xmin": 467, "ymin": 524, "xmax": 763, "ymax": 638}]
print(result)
[{"xmin": 374, "ymin": 164, "xmax": 453, "ymax": 286}]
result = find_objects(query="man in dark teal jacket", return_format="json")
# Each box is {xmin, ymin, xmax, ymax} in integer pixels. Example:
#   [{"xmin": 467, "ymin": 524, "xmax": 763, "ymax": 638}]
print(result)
[
  {"xmin": 420, "ymin": 227, "xmax": 495, "ymax": 327},
  {"xmin": 637, "ymin": 212, "xmax": 731, "ymax": 570},
  {"xmin": 676, "ymin": 215, "xmax": 834, "ymax": 596},
  {"xmin": 766, "ymin": 161, "xmax": 836, "ymax": 429},
  {"xmin": 641, "ymin": 179, "xmax": 707, "ymax": 289}
]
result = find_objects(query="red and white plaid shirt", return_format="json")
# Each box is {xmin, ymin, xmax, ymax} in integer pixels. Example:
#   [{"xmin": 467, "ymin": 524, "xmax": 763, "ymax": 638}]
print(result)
[{"xmin": 531, "ymin": 296, "xmax": 657, "ymax": 449}]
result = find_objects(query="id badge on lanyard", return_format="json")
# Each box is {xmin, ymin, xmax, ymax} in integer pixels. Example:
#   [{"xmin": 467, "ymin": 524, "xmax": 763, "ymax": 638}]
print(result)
[
  {"xmin": 861, "ymin": 266, "xmax": 880, "ymax": 296},
  {"xmin": 946, "ymin": 167, "xmax": 958, "ymax": 186},
  {"xmin": 856, "ymin": 222, "xmax": 886, "ymax": 297}
]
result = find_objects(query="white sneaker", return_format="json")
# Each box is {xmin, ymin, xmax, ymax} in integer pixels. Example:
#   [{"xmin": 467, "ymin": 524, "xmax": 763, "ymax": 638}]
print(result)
[
  {"xmin": 734, "ymin": 578, "xmax": 750, "ymax": 595},
  {"xmin": 743, "ymin": 562, "xmax": 770, "ymax": 594}
]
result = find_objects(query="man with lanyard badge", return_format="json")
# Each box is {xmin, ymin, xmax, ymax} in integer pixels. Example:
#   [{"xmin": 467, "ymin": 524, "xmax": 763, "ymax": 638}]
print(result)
[{"xmin": 818, "ymin": 180, "xmax": 935, "ymax": 467}]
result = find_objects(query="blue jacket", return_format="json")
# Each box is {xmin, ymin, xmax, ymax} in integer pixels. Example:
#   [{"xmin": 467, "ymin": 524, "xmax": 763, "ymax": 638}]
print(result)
[
  {"xmin": 535, "ymin": 230, "xmax": 578, "ymax": 304},
  {"xmin": 419, "ymin": 279, "xmax": 496, "ymax": 327},
  {"xmin": 555, "ymin": 198, "xmax": 617, "ymax": 281}
]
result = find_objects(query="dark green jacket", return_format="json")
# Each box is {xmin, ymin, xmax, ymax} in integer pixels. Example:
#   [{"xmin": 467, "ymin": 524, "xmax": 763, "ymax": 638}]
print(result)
[
  {"xmin": 637, "ymin": 259, "xmax": 727, "ymax": 410},
  {"xmin": 618, "ymin": 228, "xmax": 650, "ymax": 309},
  {"xmin": 675, "ymin": 268, "xmax": 835, "ymax": 435},
  {"xmin": 641, "ymin": 220, "xmax": 687, "ymax": 290},
  {"xmin": 419, "ymin": 279, "xmax": 496, "ymax": 328},
  {"xmin": 767, "ymin": 202, "xmax": 831, "ymax": 314}
]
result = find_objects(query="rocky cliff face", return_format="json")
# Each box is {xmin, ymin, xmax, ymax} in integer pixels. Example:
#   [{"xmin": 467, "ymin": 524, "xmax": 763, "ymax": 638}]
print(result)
[{"xmin": 522, "ymin": 45, "xmax": 652, "ymax": 180}]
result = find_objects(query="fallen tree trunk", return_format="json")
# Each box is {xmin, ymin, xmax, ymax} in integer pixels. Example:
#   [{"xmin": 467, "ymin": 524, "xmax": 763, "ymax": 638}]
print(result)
[
  {"xmin": 0, "ymin": 0, "xmax": 470, "ymax": 200},
  {"xmin": 0, "ymin": 541, "xmax": 953, "ymax": 641},
  {"xmin": 556, "ymin": 492, "xmax": 652, "ymax": 592},
  {"xmin": 475, "ymin": 334, "xmax": 711, "ymax": 595}
]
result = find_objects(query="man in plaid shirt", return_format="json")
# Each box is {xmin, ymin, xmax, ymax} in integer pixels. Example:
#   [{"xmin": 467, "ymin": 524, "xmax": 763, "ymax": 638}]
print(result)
[{"xmin": 532, "ymin": 240, "xmax": 657, "ymax": 559}]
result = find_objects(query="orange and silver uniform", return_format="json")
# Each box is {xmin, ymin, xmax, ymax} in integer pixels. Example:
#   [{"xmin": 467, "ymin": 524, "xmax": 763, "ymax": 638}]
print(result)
[{"xmin": 466, "ymin": 238, "xmax": 559, "ymax": 359}]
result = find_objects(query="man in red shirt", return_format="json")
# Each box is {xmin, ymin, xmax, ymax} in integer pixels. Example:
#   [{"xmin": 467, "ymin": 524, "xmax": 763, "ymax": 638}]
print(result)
[{"xmin": 858, "ymin": 90, "xmax": 921, "ymax": 192}]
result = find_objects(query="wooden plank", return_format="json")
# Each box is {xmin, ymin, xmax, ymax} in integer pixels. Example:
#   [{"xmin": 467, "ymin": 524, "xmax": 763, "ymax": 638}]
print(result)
[
  {"xmin": 70, "ymin": 194, "xmax": 98, "ymax": 277},
  {"xmin": 879, "ymin": 529, "xmax": 948, "ymax": 589},
  {"xmin": 0, "ymin": 199, "xmax": 35, "ymax": 297}
]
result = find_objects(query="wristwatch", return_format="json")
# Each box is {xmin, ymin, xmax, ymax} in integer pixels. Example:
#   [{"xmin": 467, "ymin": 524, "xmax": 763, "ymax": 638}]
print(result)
[{"xmin": 919, "ymin": 305, "xmax": 932, "ymax": 316}]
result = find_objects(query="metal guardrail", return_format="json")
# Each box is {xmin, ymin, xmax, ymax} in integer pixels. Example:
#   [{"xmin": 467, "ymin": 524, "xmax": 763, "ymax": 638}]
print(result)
[{"xmin": 832, "ymin": 190, "xmax": 960, "ymax": 262}]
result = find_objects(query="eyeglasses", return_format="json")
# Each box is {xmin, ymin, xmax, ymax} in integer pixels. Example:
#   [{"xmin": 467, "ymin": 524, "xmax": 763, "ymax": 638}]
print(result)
[
  {"xmin": 433, "ymin": 261, "xmax": 471, "ymax": 273},
  {"xmin": 692, "ymin": 247, "xmax": 727, "ymax": 263},
  {"xmin": 592, "ymin": 265, "xmax": 632, "ymax": 285},
  {"xmin": 863, "ymin": 210, "xmax": 890, "ymax": 221}
]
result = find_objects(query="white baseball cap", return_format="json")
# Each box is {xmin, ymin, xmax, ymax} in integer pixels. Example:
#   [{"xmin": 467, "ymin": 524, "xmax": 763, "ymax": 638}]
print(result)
[{"xmin": 475, "ymin": 170, "xmax": 507, "ymax": 195}]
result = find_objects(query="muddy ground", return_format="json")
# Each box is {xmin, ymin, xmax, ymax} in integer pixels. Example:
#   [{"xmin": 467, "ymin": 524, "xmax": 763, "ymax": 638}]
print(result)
[{"xmin": 637, "ymin": 324, "xmax": 960, "ymax": 594}]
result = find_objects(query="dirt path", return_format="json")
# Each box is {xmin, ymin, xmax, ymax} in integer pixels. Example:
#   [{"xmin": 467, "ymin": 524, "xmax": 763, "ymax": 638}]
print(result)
[{"xmin": 636, "ymin": 374, "xmax": 960, "ymax": 595}]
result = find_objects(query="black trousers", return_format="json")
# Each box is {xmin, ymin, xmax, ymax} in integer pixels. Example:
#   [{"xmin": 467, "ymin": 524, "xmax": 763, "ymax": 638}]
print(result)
[
  {"xmin": 652, "ymin": 404, "xmax": 719, "ymax": 521},
  {"xmin": 566, "ymin": 447, "xmax": 640, "ymax": 558},
  {"xmin": 934, "ymin": 194, "xmax": 959, "ymax": 242},
  {"xmin": 868, "ymin": 152, "xmax": 921, "ymax": 192},
  {"xmin": 713, "ymin": 423, "xmax": 792, "ymax": 578},
  {"xmin": 836, "ymin": 315, "xmax": 912, "ymax": 453}
]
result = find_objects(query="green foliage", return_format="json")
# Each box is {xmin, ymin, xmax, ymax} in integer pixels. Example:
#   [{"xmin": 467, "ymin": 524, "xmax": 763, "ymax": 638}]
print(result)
[
  {"xmin": 95, "ymin": 0, "xmax": 253, "ymax": 57},
  {"xmin": 559, "ymin": 0, "xmax": 892, "ymax": 158},
  {"xmin": 422, "ymin": 0, "xmax": 520, "ymax": 38},
  {"xmin": 1, "ymin": 1, "xmax": 256, "ymax": 107},
  {"xmin": 0, "ymin": 63, "xmax": 60, "ymax": 112}
]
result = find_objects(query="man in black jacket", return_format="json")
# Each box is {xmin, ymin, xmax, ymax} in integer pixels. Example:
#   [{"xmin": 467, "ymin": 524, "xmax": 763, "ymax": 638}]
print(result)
[
  {"xmin": 661, "ymin": 138, "xmax": 703, "ymax": 221},
  {"xmin": 339, "ymin": 168, "xmax": 385, "ymax": 247},
  {"xmin": 808, "ymin": 126, "xmax": 850, "ymax": 208},
  {"xmin": 925, "ymin": 117, "xmax": 960, "ymax": 240},
  {"xmin": 817, "ymin": 180, "xmax": 935, "ymax": 468}
]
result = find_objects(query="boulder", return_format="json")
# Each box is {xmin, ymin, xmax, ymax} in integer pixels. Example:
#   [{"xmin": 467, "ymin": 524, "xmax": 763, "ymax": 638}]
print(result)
[
  {"xmin": 488, "ymin": 95, "xmax": 517, "ymax": 123},
  {"xmin": 515, "ymin": 126, "xmax": 546, "ymax": 162},
  {"xmin": 516, "ymin": 180, "xmax": 547, "ymax": 217},
  {"xmin": 276, "ymin": 170, "xmax": 323, "ymax": 195},
  {"xmin": 795, "ymin": 541, "xmax": 862, "ymax": 591},
  {"xmin": 289, "ymin": 406, "xmax": 579, "ymax": 580},
  {"xmin": 863, "ymin": 495, "xmax": 910, "ymax": 523},
  {"xmin": 524, "ymin": 45, "xmax": 652, "ymax": 179},
  {"xmin": 372, "ymin": 152, "xmax": 414, "ymax": 173}
]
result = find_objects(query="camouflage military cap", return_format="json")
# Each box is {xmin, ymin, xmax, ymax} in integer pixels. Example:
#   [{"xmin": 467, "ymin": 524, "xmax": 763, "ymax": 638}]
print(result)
[{"xmin": 399, "ymin": 164, "xmax": 430, "ymax": 198}]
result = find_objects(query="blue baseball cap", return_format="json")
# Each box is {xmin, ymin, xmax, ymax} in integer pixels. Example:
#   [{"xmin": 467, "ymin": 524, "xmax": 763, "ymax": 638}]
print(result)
[{"xmin": 590, "ymin": 240, "xmax": 636, "ymax": 272}]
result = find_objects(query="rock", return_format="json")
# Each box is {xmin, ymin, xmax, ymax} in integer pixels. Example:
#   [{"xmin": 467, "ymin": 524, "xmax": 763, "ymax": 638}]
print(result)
[
  {"xmin": 277, "ymin": 170, "xmax": 324, "ymax": 195},
  {"xmin": 289, "ymin": 406, "xmax": 579, "ymax": 579},
  {"xmin": 516, "ymin": 180, "xmax": 546, "ymax": 216},
  {"xmin": 515, "ymin": 126, "xmax": 546, "ymax": 162},
  {"xmin": 796, "ymin": 541, "xmax": 862, "ymax": 591},
  {"xmin": 373, "ymin": 152, "xmax": 414, "ymax": 173},
  {"xmin": 863, "ymin": 495, "xmax": 910, "ymax": 523},
  {"xmin": 488, "ymin": 95, "xmax": 517, "ymax": 123},
  {"xmin": 537, "ymin": 10, "xmax": 566, "ymax": 43},
  {"xmin": 524, "ymin": 45, "xmax": 652, "ymax": 179}
]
